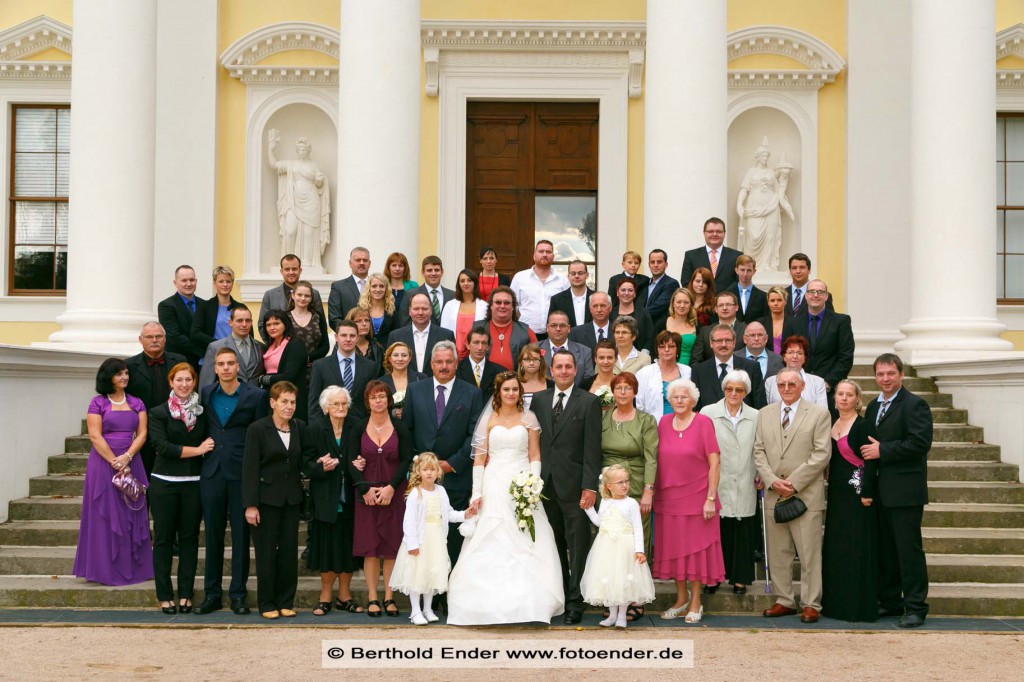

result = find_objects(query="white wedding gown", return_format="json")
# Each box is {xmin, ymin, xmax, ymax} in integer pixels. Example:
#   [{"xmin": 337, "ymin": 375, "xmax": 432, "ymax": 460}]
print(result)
[{"xmin": 446, "ymin": 425, "xmax": 565, "ymax": 624}]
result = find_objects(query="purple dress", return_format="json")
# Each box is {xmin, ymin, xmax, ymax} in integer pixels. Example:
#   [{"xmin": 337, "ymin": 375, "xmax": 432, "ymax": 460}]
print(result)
[
  {"xmin": 652, "ymin": 413, "xmax": 726, "ymax": 584},
  {"xmin": 352, "ymin": 431, "xmax": 406, "ymax": 559},
  {"xmin": 73, "ymin": 395, "xmax": 154, "ymax": 585}
]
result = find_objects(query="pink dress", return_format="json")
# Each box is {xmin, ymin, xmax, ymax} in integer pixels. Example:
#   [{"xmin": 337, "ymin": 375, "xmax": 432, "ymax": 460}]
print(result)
[
  {"xmin": 455, "ymin": 311, "xmax": 475, "ymax": 359},
  {"xmin": 652, "ymin": 413, "xmax": 726, "ymax": 584}
]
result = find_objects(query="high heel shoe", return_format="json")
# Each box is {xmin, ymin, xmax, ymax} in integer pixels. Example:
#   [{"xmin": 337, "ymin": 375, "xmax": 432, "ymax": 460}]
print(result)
[
  {"xmin": 684, "ymin": 605, "xmax": 704, "ymax": 624},
  {"xmin": 160, "ymin": 603, "xmax": 177, "ymax": 615}
]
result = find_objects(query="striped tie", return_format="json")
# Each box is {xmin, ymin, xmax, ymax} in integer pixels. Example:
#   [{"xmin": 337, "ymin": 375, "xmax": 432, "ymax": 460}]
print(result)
[
  {"xmin": 342, "ymin": 358, "xmax": 353, "ymax": 393},
  {"xmin": 710, "ymin": 250, "xmax": 718, "ymax": 277},
  {"xmin": 782, "ymin": 406, "xmax": 791, "ymax": 430}
]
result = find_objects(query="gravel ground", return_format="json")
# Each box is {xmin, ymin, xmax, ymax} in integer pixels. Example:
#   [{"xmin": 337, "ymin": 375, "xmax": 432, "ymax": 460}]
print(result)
[{"xmin": 0, "ymin": 625, "xmax": 1022, "ymax": 681}]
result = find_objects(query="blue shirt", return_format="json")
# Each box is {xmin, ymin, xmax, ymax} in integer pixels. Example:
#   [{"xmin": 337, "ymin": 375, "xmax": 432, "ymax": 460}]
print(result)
[
  {"xmin": 177, "ymin": 292, "xmax": 197, "ymax": 315},
  {"xmin": 214, "ymin": 305, "xmax": 232, "ymax": 339},
  {"xmin": 209, "ymin": 383, "xmax": 241, "ymax": 425},
  {"xmin": 738, "ymin": 284, "xmax": 752, "ymax": 313},
  {"xmin": 746, "ymin": 348, "xmax": 768, "ymax": 378}
]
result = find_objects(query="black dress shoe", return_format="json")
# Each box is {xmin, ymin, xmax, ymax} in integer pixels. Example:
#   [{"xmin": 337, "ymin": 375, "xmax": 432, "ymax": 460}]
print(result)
[
  {"xmin": 898, "ymin": 613, "xmax": 925, "ymax": 629},
  {"xmin": 563, "ymin": 611, "xmax": 583, "ymax": 625},
  {"xmin": 194, "ymin": 597, "xmax": 222, "ymax": 615},
  {"xmin": 879, "ymin": 607, "xmax": 904, "ymax": 618},
  {"xmin": 300, "ymin": 545, "xmax": 311, "ymax": 563},
  {"xmin": 703, "ymin": 584, "xmax": 719, "ymax": 595},
  {"xmin": 231, "ymin": 598, "xmax": 251, "ymax": 615},
  {"xmin": 732, "ymin": 585, "xmax": 747, "ymax": 595}
]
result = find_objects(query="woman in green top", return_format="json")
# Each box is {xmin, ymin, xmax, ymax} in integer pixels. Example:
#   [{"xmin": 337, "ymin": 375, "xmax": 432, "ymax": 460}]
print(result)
[{"xmin": 663, "ymin": 288, "xmax": 699, "ymax": 364}]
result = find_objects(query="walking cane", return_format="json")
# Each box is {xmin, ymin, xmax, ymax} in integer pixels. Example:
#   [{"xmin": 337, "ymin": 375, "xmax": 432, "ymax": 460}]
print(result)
[{"xmin": 759, "ymin": 489, "xmax": 771, "ymax": 594}]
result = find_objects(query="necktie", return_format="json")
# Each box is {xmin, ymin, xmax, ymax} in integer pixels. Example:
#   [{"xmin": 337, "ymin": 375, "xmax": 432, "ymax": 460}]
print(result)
[
  {"xmin": 810, "ymin": 314, "xmax": 822, "ymax": 339},
  {"xmin": 876, "ymin": 400, "xmax": 891, "ymax": 426},
  {"xmin": 435, "ymin": 385, "xmax": 447, "ymax": 425},
  {"xmin": 187, "ymin": 299, "xmax": 195, "ymax": 315},
  {"xmin": 742, "ymin": 288, "xmax": 749, "ymax": 313},
  {"xmin": 357, "ymin": 279, "xmax": 365, "ymax": 294},
  {"xmin": 709, "ymin": 250, "xmax": 718, "ymax": 277},
  {"xmin": 342, "ymin": 357, "xmax": 353, "ymax": 393},
  {"xmin": 553, "ymin": 345, "xmax": 563, "ymax": 355},
  {"xmin": 553, "ymin": 392, "xmax": 566, "ymax": 420},
  {"xmin": 473, "ymin": 363, "xmax": 482, "ymax": 386},
  {"xmin": 238, "ymin": 339, "xmax": 251, "ymax": 367},
  {"xmin": 782, "ymin": 406, "xmax": 791, "ymax": 430},
  {"xmin": 793, "ymin": 288, "xmax": 803, "ymax": 311},
  {"xmin": 598, "ymin": 327, "xmax": 605, "ymax": 342},
  {"xmin": 719, "ymin": 363, "xmax": 728, "ymax": 381},
  {"xmin": 431, "ymin": 289, "xmax": 441, "ymax": 318}
]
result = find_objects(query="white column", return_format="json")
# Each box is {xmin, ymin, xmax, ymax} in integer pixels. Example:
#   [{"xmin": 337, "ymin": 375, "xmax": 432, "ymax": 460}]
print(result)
[
  {"xmin": 46, "ymin": 0, "xmax": 157, "ymax": 353},
  {"xmin": 644, "ymin": 0, "xmax": 727, "ymax": 262},
  {"xmin": 336, "ymin": 0, "xmax": 421, "ymax": 273},
  {"xmin": 895, "ymin": 0, "xmax": 1012, "ymax": 360},
  {"xmin": 846, "ymin": 0, "xmax": 912, "ymax": 360}
]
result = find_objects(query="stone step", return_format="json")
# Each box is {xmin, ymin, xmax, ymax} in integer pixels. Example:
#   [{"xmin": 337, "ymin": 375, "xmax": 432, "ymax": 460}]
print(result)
[
  {"xmin": 47, "ymin": 454, "xmax": 87, "ymax": 475},
  {"xmin": 929, "ymin": 443, "xmax": 1002, "ymax": 462},
  {"xmin": 0, "ymin": 521, "xmax": 307, "ymax": 547},
  {"xmin": 923, "ymin": 503, "xmax": 1024, "ymax": 528},
  {"xmin": 28, "ymin": 475, "xmax": 84, "ymax": 497},
  {"xmin": 849, "ymin": 376, "xmax": 934, "ymax": 392},
  {"xmin": 852, "ymin": 364, "xmax": 917, "ymax": 377},
  {"xmin": 927, "ymin": 461, "xmax": 1020, "ymax": 483},
  {"xmin": 926, "ymin": 554, "xmax": 1024, "ymax": 584},
  {"xmin": 928, "ymin": 481, "xmax": 1024, "ymax": 505},
  {"xmin": 65, "ymin": 435, "xmax": 90, "ymax": 454},
  {"xmin": 861, "ymin": 390, "xmax": 950, "ymax": 408},
  {"xmin": 928, "ymin": 408, "xmax": 969, "ymax": 425},
  {"xmin": 8, "ymin": 498, "xmax": 83, "ymax": 521},
  {"xmin": 923, "ymin": 527, "xmax": 1024, "ymax": 554},
  {"xmin": 932, "ymin": 424, "xmax": 984, "ymax": 443}
]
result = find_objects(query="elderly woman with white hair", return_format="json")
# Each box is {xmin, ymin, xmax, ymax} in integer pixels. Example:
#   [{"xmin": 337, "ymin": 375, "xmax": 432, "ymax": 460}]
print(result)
[
  {"xmin": 653, "ymin": 378, "xmax": 726, "ymax": 624},
  {"xmin": 302, "ymin": 385, "xmax": 366, "ymax": 616},
  {"xmin": 699, "ymin": 369, "xmax": 760, "ymax": 596}
]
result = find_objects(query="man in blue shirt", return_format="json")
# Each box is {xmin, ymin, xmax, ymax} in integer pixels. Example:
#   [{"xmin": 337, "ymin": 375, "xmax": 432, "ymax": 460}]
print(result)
[
  {"xmin": 158, "ymin": 265, "xmax": 206, "ymax": 370},
  {"xmin": 737, "ymin": 321, "xmax": 783, "ymax": 381}
]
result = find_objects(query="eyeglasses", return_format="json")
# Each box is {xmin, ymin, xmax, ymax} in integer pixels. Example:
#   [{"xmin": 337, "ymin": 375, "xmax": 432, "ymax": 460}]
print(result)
[
  {"xmin": 723, "ymin": 387, "xmax": 746, "ymax": 394},
  {"xmin": 776, "ymin": 381, "xmax": 801, "ymax": 388},
  {"xmin": 327, "ymin": 402, "xmax": 349, "ymax": 409},
  {"xmin": 784, "ymin": 350, "xmax": 805, "ymax": 356},
  {"xmin": 492, "ymin": 300, "xmax": 512, "ymax": 306},
  {"xmin": 711, "ymin": 338, "xmax": 732, "ymax": 344},
  {"xmin": 141, "ymin": 334, "xmax": 165, "ymax": 341},
  {"xmin": 806, "ymin": 289, "xmax": 827, "ymax": 296}
]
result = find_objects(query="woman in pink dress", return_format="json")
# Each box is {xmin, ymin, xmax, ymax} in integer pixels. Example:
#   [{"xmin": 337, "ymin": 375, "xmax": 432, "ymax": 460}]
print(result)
[{"xmin": 653, "ymin": 378, "xmax": 725, "ymax": 624}]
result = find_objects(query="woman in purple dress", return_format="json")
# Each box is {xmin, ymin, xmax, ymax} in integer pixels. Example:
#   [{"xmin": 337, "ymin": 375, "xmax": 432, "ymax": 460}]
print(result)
[
  {"xmin": 348, "ymin": 380, "xmax": 412, "ymax": 617},
  {"xmin": 73, "ymin": 358, "xmax": 154, "ymax": 586},
  {"xmin": 653, "ymin": 378, "xmax": 725, "ymax": 624}
]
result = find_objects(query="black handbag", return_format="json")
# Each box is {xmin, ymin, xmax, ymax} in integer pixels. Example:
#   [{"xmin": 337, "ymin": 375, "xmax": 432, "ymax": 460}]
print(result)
[
  {"xmin": 299, "ymin": 482, "xmax": 314, "ymax": 522},
  {"xmin": 773, "ymin": 495, "xmax": 808, "ymax": 523}
]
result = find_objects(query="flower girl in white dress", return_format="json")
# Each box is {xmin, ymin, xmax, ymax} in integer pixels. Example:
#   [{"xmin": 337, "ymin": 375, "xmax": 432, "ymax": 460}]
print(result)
[
  {"xmin": 581, "ymin": 464, "xmax": 656, "ymax": 628},
  {"xmin": 389, "ymin": 453, "xmax": 475, "ymax": 625}
]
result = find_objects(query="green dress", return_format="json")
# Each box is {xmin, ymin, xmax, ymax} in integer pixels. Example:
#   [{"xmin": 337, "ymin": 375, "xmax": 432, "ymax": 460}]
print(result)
[
  {"xmin": 600, "ymin": 409, "xmax": 659, "ymax": 555},
  {"xmin": 678, "ymin": 333, "xmax": 697, "ymax": 365}
]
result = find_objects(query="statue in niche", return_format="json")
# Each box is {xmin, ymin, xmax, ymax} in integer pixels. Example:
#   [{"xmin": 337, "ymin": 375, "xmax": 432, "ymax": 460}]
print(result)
[
  {"xmin": 268, "ymin": 129, "xmax": 331, "ymax": 272},
  {"xmin": 736, "ymin": 137, "xmax": 795, "ymax": 272}
]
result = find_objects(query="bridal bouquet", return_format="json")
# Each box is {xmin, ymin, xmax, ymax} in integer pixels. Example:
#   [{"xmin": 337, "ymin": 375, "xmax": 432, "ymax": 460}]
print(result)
[
  {"xmin": 392, "ymin": 390, "xmax": 406, "ymax": 410},
  {"xmin": 594, "ymin": 385, "xmax": 614, "ymax": 408},
  {"xmin": 509, "ymin": 472, "xmax": 547, "ymax": 542}
]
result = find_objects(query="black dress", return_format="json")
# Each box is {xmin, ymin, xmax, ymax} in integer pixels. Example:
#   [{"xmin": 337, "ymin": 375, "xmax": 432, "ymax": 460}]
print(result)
[
  {"xmin": 303, "ymin": 419, "xmax": 361, "ymax": 574},
  {"xmin": 821, "ymin": 416, "xmax": 879, "ymax": 622}
]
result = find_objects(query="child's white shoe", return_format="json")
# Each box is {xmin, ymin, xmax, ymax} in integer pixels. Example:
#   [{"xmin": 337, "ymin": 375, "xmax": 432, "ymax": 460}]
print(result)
[
  {"xmin": 411, "ymin": 612, "xmax": 428, "ymax": 626},
  {"xmin": 423, "ymin": 610, "xmax": 439, "ymax": 623},
  {"xmin": 598, "ymin": 615, "xmax": 616, "ymax": 627}
]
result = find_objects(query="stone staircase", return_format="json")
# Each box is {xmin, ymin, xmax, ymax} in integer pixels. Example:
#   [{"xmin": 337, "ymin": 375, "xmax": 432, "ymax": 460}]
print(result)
[{"xmin": 0, "ymin": 365, "xmax": 1022, "ymax": 615}]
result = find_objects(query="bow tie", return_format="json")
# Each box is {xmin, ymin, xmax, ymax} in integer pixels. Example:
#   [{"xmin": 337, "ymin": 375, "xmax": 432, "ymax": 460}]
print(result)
[{"xmin": 146, "ymin": 356, "xmax": 166, "ymax": 366}]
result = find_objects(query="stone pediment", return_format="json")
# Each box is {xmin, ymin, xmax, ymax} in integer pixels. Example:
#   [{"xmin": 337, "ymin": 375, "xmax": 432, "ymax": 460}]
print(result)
[
  {"xmin": 0, "ymin": 15, "xmax": 72, "ymax": 81},
  {"xmin": 220, "ymin": 21, "xmax": 339, "ymax": 85},
  {"xmin": 726, "ymin": 25, "xmax": 844, "ymax": 90}
]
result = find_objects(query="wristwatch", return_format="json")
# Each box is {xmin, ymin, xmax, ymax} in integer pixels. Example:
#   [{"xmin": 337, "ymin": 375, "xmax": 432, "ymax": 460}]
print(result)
[{"xmin": 706, "ymin": 495, "xmax": 715, "ymax": 501}]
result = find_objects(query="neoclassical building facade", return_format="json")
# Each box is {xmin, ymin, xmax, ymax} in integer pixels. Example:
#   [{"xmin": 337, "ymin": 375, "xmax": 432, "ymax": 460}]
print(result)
[{"xmin": 0, "ymin": 0, "xmax": 1022, "ymax": 364}]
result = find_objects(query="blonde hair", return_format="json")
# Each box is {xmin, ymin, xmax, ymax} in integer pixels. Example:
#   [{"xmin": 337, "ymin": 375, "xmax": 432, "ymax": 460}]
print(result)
[
  {"xmin": 600, "ymin": 464, "xmax": 630, "ymax": 500},
  {"xmin": 835, "ymin": 379, "xmax": 865, "ymax": 416},
  {"xmin": 357, "ymin": 272, "xmax": 396, "ymax": 315},
  {"xmin": 406, "ymin": 452, "xmax": 443, "ymax": 497}
]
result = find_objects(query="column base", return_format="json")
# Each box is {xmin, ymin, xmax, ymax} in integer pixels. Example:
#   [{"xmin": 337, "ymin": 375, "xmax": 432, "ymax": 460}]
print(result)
[
  {"xmin": 852, "ymin": 330, "xmax": 905, "ymax": 363},
  {"xmin": 894, "ymin": 318, "xmax": 1014, "ymax": 363},
  {"xmin": 42, "ymin": 308, "xmax": 156, "ymax": 356}
]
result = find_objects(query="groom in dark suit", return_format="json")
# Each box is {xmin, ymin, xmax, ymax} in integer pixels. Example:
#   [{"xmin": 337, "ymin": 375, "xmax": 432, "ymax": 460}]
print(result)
[
  {"xmin": 861, "ymin": 353, "xmax": 933, "ymax": 628},
  {"xmin": 403, "ymin": 340, "xmax": 484, "ymax": 572},
  {"xmin": 530, "ymin": 350, "xmax": 602, "ymax": 624}
]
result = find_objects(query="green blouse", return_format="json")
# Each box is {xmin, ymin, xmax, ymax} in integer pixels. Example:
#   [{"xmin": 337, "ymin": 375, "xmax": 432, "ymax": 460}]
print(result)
[{"xmin": 600, "ymin": 409, "xmax": 659, "ymax": 499}]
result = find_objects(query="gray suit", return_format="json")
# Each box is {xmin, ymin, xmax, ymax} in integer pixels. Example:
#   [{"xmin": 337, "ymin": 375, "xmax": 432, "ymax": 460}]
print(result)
[
  {"xmin": 259, "ymin": 283, "xmax": 324, "ymax": 342},
  {"xmin": 538, "ymin": 338, "xmax": 593, "ymax": 387},
  {"xmin": 736, "ymin": 349, "xmax": 784, "ymax": 381},
  {"xmin": 327, "ymin": 275, "xmax": 362, "ymax": 331},
  {"xmin": 690, "ymin": 320, "xmax": 747, "ymax": 366},
  {"xmin": 199, "ymin": 335, "xmax": 266, "ymax": 387}
]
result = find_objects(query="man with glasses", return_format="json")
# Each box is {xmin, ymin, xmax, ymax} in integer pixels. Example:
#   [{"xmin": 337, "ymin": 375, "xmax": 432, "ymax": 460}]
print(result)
[
  {"xmin": 539, "ymin": 310, "xmax": 593, "ymax": 386},
  {"xmin": 480, "ymin": 285, "xmax": 536, "ymax": 371},
  {"xmin": 782, "ymin": 279, "xmax": 854, "ymax": 414},
  {"xmin": 548, "ymin": 259, "xmax": 593, "ymax": 328},
  {"xmin": 690, "ymin": 291, "xmax": 747, "ymax": 365},
  {"xmin": 738, "ymin": 321, "xmax": 783, "ymax": 381},
  {"xmin": 127, "ymin": 321, "xmax": 186, "ymax": 475},
  {"xmin": 691, "ymin": 324, "xmax": 765, "ymax": 411}
]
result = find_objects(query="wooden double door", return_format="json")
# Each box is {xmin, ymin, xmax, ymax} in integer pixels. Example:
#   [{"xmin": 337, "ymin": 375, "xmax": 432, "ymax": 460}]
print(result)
[{"xmin": 465, "ymin": 101, "xmax": 599, "ymax": 275}]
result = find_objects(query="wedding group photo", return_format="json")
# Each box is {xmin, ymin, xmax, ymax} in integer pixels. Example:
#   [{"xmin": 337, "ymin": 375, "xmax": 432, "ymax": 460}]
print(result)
[{"xmin": 1, "ymin": 0, "xmax": 1024, "ymax": 677}]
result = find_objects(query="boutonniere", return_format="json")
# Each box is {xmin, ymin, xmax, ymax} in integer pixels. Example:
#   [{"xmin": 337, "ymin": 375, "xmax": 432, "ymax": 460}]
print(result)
[{"xmin": 539, "ymin": 348, "xmax": 546, "ymax": 357}]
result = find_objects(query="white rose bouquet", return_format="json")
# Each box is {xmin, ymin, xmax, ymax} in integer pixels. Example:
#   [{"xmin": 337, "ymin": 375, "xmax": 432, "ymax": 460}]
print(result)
[
  {"xmin": 509, "ymin": 471, "xmax": 547, "ymax": 542},
  {"xmin": 594, "ymin": 384, "xmax": 614, "ymax": 407}
]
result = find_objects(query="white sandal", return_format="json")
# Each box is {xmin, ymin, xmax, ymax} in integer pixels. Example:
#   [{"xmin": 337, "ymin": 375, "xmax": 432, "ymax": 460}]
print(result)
[
  {"xmin": 684, "ymin": 606, "xmax": 704, "ymax": 624},
  {"xmin": 661, "ymin": 605, "xmax": 686, "ymax": 620}
]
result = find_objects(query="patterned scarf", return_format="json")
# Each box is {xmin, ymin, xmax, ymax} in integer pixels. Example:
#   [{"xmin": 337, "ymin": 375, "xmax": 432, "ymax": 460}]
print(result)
[{"xmin": 168, "ymin": 391, "xmax": 203, "ymax": 432}]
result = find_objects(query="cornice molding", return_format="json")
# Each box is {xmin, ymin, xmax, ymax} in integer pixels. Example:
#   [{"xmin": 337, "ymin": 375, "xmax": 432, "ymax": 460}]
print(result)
[
  {"xmin": 727, "ymin": 25, "xmax": 843, "ymax": 90},
  {"xmin": 997, "ymin": 24, "xmax": 1024, "ymax": 60},
  {"xmin": 220, "ymin": 21, "xmax": 339, "ymax": 86},
  {"xmin": 0, "ymin": 15, "xmax": 72, "ymax": 82}
]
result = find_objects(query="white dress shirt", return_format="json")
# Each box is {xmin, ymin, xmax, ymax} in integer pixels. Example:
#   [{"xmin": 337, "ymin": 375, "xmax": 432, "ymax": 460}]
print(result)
[
  {"xmin": 780, "ymin": 398, "xmax": 801, "ymax": 427},
  {"xmin": 412, "ymin": 323, "xmax": 431, "ymax": 371},
  {"xmin": 510, "ymin": 268, "xmax": 570, "ymax": 333},
  {"xmin": 552, "ymin": 383, "xmax": 574, "ymax": 408},
  {"xmin": 571, "ymin": 290, "xmax": 587, "ymax": 326},
  {"xmin": 432, "ymin": 375, "xmax": 456, "ymax": 409}
]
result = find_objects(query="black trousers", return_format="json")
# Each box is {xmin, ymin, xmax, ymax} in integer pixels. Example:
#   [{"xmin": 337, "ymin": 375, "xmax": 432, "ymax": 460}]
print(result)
[
  {"xmin": 200, "ymin": 474, "xmax": 250, "ymax": 601},
  {"xmin": 150, "ymin": 477, "xmax": 202, "ymax": 601},
  {"xmin": 878, "ymin": 504, "xmax": 929, "ymax": 617},
  {"xmin": 543, "ymin": 494, "xmax": 593, "ymax": 610},
  {"xmin": 720, "ymin": 515, "xmax": 757, "ymax": 586},
  {"xmin": 252, "ymin": 503, "xmax": 300, "ymax": 613}
]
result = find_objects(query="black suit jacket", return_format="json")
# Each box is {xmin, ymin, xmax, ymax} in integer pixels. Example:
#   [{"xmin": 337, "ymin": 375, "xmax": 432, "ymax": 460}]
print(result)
[
  {"xmin": 307, "ymin": 351, "xmax": 377, "ymax": 423},
  {"xmin": 158, "ymin": 293, "xmax": 205, "ymax": 367},
  {"xmin": 302, "ymin": 419, "xmax": 357, "ymax": 523},
  {"xmin": 125, "ymin": 351, "xmax": 187, "ymax": 410},
  {"xmin": 456, "ymin": 357, "xmax": 504, "ymax": 401},
  {"xmin": 608, "ymin": 273, "xmax": 650, "ymax": 308},
  {"xmin": 402, "ymin": 378, "xmax": 483, "ymax": 497},
  {"xmin": 201, "ymin": 381, "xmax": 269, "ymax": 481},
  {"xmin": 242, "ymin": 416, "xmax": 312, "ymax": 508},
  {"xmin": 691, "ymin": 356, "xmax": 765, "ymax": 412},
  {"xmin": 386, "ymin": 324, "xmax": 455, "ymax": 376},
  {"xmin": 864, "ymin": 389, "xmax": 933, "ymax": 508},
  {"xmin": 726, "ymin": 283, "xmax": 769, "ymax": 324},
  {"xmin": 530, "ymin": 387, "xmax": 603, "ymax": 501},
  {"xmin": 548, "ymin": 287, "xmax": 593, "ymax": 327},
  {"xmin": 782, "ymin": 310, "xmax": 855, "ymax": 389},
  {"xmin": 784, "ymin": 284, "xmax": 835, "ymax": 318},
  {"xmin": 639, "ymin": 274, "xmax": 680, "ymax": 330},
  {"xmin": 395, "ymin": 284, "xmax": 456, "ymax": 328},
  {"xmin": 327, "ymin": 276, "xmax": 362, "ymax": 332},
  {"xmin": 190, "ymin": 296, "xmax": 246, "ymax": 355},
  {"xmin": 147, "ymin": 403, "xmax": 208, "ymax": 479},
  {"xmin": 258, "ymin": 340, "xmax": 309, "ymax": 422},
  {"xmin": 680, "ymin": 245, "xmax": 742, "ymax": 292},
  {"xmin": 690, "ymin": 321, "xmax": 747, "ymax": 366}
]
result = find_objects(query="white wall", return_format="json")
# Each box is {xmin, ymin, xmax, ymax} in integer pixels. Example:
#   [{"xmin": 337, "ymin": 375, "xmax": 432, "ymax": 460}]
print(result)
[{"xmin": 0, "ymin": 346, "xmax": 101, "ymax": 522}]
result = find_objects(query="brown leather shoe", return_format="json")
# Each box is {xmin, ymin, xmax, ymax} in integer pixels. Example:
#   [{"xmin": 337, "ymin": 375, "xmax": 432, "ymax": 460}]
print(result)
[
  {"xmin": 800, "ymin": 607, "xmax": 819, "ymax": 623},
  {"xmin": 763, "ymin": 603, "xmax": 799, "ymax": 618}
]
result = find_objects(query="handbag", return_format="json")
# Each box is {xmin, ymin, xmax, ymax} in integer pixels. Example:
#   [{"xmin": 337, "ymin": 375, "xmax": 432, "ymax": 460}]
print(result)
[
  {"xmin": 773, "ymin": 495, "xmax": 807, "ymax": 523},
  {"xmin": 111, "ymin": 468, "xmax": 147, "ymax": 511},
  {"xmin": 299, "ymin": 481, "xmax": 314, "ymax": 522}
]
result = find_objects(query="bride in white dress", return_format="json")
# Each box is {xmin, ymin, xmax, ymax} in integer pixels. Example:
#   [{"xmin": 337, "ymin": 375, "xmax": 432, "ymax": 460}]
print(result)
[{"xmin": 446, "ymin": 373, "xmax": 565, "ymax": 625}]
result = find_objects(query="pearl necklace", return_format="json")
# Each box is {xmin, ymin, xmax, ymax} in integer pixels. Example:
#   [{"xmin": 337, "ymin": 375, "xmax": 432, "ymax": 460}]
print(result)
[{"xmin": 108, "ymin": 394, "xmax": 126, "ymax": 407}]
